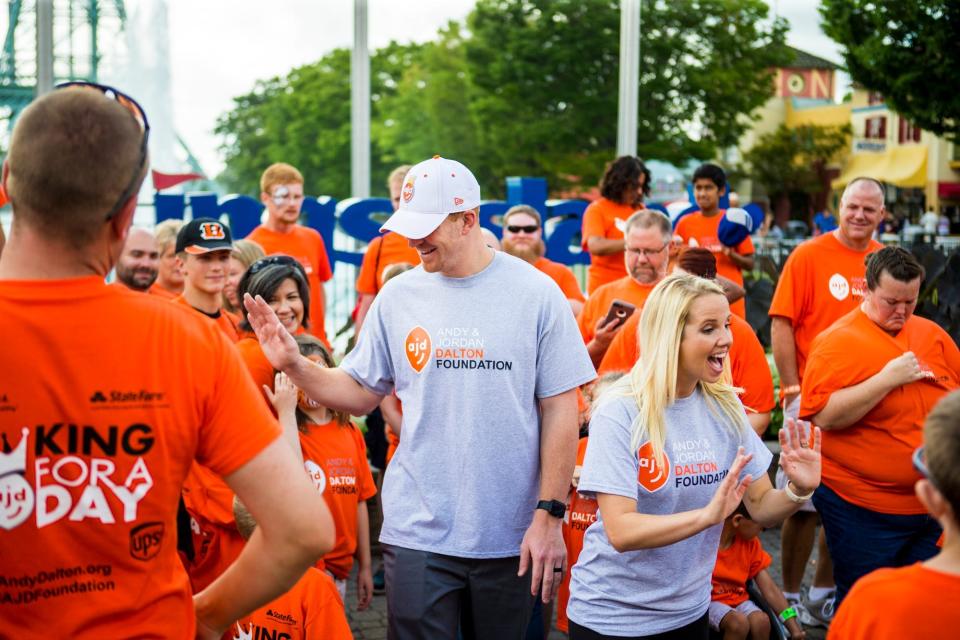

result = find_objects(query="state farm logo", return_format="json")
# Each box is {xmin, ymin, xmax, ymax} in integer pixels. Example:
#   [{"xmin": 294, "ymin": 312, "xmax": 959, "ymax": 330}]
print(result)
[
  {"xmin": 0, "ymin": 392, "xmax": 15, "ymax": 413},
  {"xmin": 637, "ymin": 441, "xmax": 670, "ymax": 493},
  {"xmin": 129, "ymin": 521, "xmax": 164, "ymax": 561},
  {"xmin": 266, "ymin": 609, "xmax": 297, "ymax": 625},
  {"xmin": 304, "ymin": 459, "xmax": 326, "ymax": 494},
  {"xmin": 828, "ymin": 273, "xmax": 850, "ymax": 301},
  {"xmin": 405, "ymin": 326, "xmax": 431, "ymax": 374},
  {"xmin": 89, "ymin": 389, "xmax": 167, "ymax": 409}
]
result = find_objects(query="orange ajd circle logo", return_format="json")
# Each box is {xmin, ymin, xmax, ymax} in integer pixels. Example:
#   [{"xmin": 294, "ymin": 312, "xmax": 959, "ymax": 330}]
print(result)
[
  {"xmin": 402, "ymin": 177, "xmax": 416, "ymax": 203},
  {"xmin": 405, "ymin": 326, "xmax": 431, "ymax": 373},
  {"xmin": 637, "ymin": 441, "xmax": 670, "ymax": 493},
  {"xmin": 199, "ymin": 222, "xmax": 225, "ymax": 240}
]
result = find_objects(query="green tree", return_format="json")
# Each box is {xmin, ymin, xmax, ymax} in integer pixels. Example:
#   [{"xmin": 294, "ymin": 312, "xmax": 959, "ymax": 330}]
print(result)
[
  {"xmin": 741, "ymin": 122, "xmax": 851, "ymax": 213},
  {"xmin": 820, "ymin": 0, "xmax": 960, "ymax": 140}
]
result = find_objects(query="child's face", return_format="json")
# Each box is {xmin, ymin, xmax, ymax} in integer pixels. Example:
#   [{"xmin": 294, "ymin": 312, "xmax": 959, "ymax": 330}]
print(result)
[
  {"xmin": 693, "ymin": 178, "xmax": 723, "ymax": 213},
  {"xmin": 732, "ymin": 514, "xmax": 764, "ymax": 540}
]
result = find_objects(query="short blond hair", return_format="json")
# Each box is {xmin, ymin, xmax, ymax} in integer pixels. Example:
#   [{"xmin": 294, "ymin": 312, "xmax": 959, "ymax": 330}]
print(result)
[
  {"xmin": 154, "ymin": 219, "xmax": 184, "ymax": 254},
  {"xmin": 388, "ymin": 165, "xmax": 412, "ymax": 190},
  {"xmin": 231, "ymin": 239, "xmax": 265, "ymax": 269},
  {"xmin": 503, "ymin": 204, "xmax": 542, "ymax": 226},
  {"xmin": 260, "ymin": 163, "xmax": 304, "ymax": 195}
]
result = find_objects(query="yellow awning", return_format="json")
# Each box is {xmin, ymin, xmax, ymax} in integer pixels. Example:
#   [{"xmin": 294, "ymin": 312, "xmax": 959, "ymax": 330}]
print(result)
[{"xmin": 832, "ymin": 144, "xmax": 928, "ymax": 189}]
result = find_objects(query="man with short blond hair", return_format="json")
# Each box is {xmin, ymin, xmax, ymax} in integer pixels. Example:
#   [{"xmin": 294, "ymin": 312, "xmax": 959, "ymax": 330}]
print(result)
[
  {"xmin": 247, "ymin": 162, "xmax": 333, "ymax": 345},
  {"xmin": 153, "ymin": 218, "xmax": 184, "ymax": 298},
  {"xmin": 502, "ymin": 204, "xmax": 585, "ymax": 315}
]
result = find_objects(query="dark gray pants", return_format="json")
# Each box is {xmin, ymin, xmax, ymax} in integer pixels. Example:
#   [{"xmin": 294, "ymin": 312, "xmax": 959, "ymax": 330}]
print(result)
[{"xmin": 383, "ymin": 544, "xmax": 536, "ymax": 640}]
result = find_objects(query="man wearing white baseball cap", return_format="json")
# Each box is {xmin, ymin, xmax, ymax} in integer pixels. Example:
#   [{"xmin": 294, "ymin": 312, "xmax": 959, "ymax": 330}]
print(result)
[{"xmin": 245, "ymin": 155, "xmax": 596, "ymax": 638}]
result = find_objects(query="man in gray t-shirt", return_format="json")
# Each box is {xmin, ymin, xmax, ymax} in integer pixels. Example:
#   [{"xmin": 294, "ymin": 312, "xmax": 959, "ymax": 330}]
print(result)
[{"xmin": 245, "ymin": 156, "xmax": 596, "ymax": 638}]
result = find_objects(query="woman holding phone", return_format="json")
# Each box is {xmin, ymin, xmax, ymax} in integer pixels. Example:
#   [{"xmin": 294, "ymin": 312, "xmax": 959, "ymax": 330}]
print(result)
[{"xmin": 567, "ymin": 273, "xmax": 821, "ymax": 639}]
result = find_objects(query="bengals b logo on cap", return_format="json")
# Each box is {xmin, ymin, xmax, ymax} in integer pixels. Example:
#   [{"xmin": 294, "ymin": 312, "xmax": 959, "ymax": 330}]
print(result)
[
  {"xmin": 175, "ymin": 217, "xmax": 234, "ymax": 254},
  {"xmin": 199, "ymin": 222, "xmax": 225, "ymax": 240},
  {"xmin": 637, "ymin": 441, "xmax": 670, "ymax": 493},
  {"xmin": 404, "ymin": 326, "xmax": 431, "ymax": 373}
]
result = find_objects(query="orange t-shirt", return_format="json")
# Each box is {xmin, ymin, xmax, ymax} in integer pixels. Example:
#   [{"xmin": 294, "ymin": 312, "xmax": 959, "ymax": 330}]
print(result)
[
  {"xmin": 711, "ymin": 534, "xmax": 772, "ymax": 607},
  {"xmin": 674, "ymin": 210, "xmax": 754, "ymax": 317},
  {"xmin": 577, "ymin": 275, "xmax": 656, "ymax": 345},
  {"xmin": 768, "ymin": 232, "xmax": 882, "ymax": 380},
  {"xmin": 299, "ymin": 421, "xmax": 377, "ymax": 579},
  {"xmin": 801, "ymin": 308, "xmax": 960, "ymax": 514},
  {"xmin": 225, "ymin": 567, "xmax": 352, "ymax": 640},
  {"xmin": 599, "ymin": 313, "xmax": 774, "ymax": 414},
  {"xmin": 355, "ymin": 232, "xmax": 420, "ymax": 295},
  {"xmin": 246, "ymin": 225, "xmax": 333, "ymax": 345},
  {"xmin": 534, "ymin": 256, "xmax": 585, "ymax": 303},
  {"xmin": 172, "ymin": 294, "xmax": 242, "ymax": 343},
  {"xmin": 828, "ymin": 563, "xmax": 960, "ymax": 640},
  {"xmin": 581, "ymin": 197, "xmax": 639, "ymax": 294},
  {"xmin": 237, "ymin": 338, "xmax": 275, "ymax": 403},
  {"xmin": 0, "ymin": 276, "xmax": 281, "ymax": 638},
  {"xmin": 557, "ymin": 437, "xmax": 598, "ymax": 633},
  {"xmin": 149, "ymin": 282, "xmax": 179, "ymax": 299}
]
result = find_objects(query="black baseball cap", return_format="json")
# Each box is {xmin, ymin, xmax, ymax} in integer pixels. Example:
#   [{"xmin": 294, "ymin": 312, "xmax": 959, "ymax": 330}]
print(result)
[{"xmin": 175, "ymin": 217, "xmax": 233, "ymax": 255}]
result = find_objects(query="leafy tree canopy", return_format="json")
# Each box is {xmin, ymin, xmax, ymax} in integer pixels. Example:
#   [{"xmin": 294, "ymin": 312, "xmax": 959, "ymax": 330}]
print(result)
[
  {"xmin": 820, "ymin": 0, "xmax": 960, "ymax": 140},
  {"xmin": 742, "ymin": 123, "xmax": 851, "ymax": 199}
]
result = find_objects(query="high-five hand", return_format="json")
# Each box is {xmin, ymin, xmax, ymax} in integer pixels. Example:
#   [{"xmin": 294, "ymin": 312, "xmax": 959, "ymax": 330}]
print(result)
[
  {"xmin": 779, "ymin": 418, "xmax": 821, "ymax": 494},
  {"xmin": 243, "ymin": 293, "xmax": 300, "ymax": 371}
]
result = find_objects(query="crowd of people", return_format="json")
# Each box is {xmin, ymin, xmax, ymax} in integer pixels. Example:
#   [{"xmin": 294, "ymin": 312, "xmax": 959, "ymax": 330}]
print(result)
[{"xmin": 2, "ymin": 82, "xmax": 959, "ymax": 640}]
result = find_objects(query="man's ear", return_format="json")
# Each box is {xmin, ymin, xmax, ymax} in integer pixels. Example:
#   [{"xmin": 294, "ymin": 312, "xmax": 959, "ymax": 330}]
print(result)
[
  {"xmin": 260, "ymin": 192, "xmax": 271, "ymax": 207},
  {"xmin": 109, "ymin": 193, "xmax": 138, "ymax": 243},
  {"xmin": 463, "ymin": 208, "xmax": 481, "ymax": 235}
]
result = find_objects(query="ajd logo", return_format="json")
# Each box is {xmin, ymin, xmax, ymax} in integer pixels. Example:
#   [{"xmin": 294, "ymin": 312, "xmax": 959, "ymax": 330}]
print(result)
[
  {"xmin": 829, "ymin": 273, "xmax": 850, "ymax": 301},
  {"xmin": 0, "ymin": 428, "xmax": 34, "ymax": 530},
  {"xmin": 304, "ymin": 459, "xmax": 326, "ymax": 495},
  {"xmin": 405, "ymin": 326, "xmax": 432, "ymax": 374},
  {"xmin": 637, "ymin": 441, "xmax": 670, "ymax": 493}
]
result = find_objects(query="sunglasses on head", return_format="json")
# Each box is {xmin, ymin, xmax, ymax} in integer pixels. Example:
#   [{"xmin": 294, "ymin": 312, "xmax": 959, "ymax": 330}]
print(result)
[
  {"xmin": 248, "ymin": 254, "xmax": 308, "ymax": 279},
  {"xmin": 506, "ymin": 225, "xmax": 539, "ymax": 234},
  {"xmin": 55, "ymin": 81, "xmax": 150, "ymax": 221}
]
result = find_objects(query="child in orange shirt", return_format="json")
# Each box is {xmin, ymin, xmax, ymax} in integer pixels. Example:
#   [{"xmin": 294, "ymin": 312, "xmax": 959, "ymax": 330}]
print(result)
[
  {"xmin": 710, "ymin": 503, "xmax": 805, "ymax": 640},
  {"xmin": 268, "ymin": 335, "xmax": 377, "ymax": 610},
  {"xmin": 828, "ymin": 390, "xmax": 960, "ymax": 639}
]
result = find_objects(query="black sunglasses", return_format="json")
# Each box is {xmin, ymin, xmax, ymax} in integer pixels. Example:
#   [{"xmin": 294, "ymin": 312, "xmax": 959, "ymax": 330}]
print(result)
[
  {"xmin": 506, "ymin": 225, "xmax": 540, "ymax": 234},
  {"xmin": 56, "ymin": 81, "xmax": 150, "ymax": 221},
  {"xmin": 248, "ymin": 255, "xmax": 308, "ymax": 279}
]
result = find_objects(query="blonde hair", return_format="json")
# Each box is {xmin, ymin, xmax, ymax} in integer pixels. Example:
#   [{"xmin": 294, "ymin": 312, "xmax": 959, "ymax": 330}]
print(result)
[
  {"xmin": 154, "ymin": 218, "xmax": 184, "ymax": 254},
  {"xmin": 388, "ymin": 165, "xmax": 412, "ymax": 189},
  {"xmin": 231, "ymin": 238, "xmax": 265, "ymax": 269},
  {"xmin": 260, "ymin": 162, "xmax": 304, "ymax": 195},
  {"xmin": 382, "ymin": 261, "xmax": 415, "ymax": 283},
  {"xmin": 625, "ymin": 273, "xmax": 745, "ymax": 461}
]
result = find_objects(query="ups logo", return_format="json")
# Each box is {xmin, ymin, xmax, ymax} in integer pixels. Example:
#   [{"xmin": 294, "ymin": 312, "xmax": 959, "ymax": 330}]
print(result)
[
  {"xmin": 130, "ymin": 521, "xmax": 164, "ymax": 561},
  {"xmin": 199, "ymin": 222, "xmax": 225, "ymax": 240}
]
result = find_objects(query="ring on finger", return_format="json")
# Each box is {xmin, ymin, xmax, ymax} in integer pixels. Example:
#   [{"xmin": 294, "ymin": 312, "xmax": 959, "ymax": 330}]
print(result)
[{"xmin": 552, "ymin": 566, "xmax": 564, "ymax": 573}]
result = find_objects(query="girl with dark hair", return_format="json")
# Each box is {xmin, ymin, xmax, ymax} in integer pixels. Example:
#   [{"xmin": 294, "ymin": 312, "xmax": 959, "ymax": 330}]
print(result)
[
  {"xmin": 582, "ymin": 156, "xmax": 652, "ymax": 294},
  {"xmin": 236, "ymin": 257, "xmax": 312, "ymax": 397}
]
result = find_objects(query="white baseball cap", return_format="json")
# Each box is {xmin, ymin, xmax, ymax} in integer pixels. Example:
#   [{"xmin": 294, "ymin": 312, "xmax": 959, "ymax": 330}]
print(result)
[{"xmin": 380, "ymin": 155, "xmax": 481, "ymax": 239}]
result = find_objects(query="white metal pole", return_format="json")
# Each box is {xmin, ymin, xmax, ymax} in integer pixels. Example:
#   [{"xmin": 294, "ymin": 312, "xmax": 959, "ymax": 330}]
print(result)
[
  {"xmin": 351, "ymin": 0, "xmax": 371, "ymax": 198},
  {"xmin": 36, "ymin": 0, "xmax": 54, "ymax": 95},
  {"xmin": 617, "ymin": 0, "xmax": 641, "ymax": 157}
]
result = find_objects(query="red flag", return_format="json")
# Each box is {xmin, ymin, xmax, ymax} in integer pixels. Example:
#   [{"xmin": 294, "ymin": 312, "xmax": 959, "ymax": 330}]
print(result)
[{"xmin": 152, "ymin": 169, "xmax": 205, "ymax": 191}]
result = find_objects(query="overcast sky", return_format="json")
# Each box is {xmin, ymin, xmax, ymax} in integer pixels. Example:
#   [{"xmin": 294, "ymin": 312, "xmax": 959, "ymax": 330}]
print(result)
[{"xmin": 165, "ymin": 0, "xmax": 845, "ymax": 177}]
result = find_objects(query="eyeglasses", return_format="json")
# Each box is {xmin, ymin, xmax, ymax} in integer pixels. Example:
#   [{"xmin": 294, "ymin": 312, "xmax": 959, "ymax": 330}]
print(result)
[
  {"xmin": 913, "ymin": 446, "xmax": 930, "ymax": 479},
  {"xmin": 248, "ymin": 254, "xmax": 308, "ymax": 279},
  {"xmin": 625, "ymin": 243, "xmax": 668, "ymax": 258},
  {"xmin": 506, "ymin": 225, "xmax": 540, "ymax": 234},
  {"xmin": 55, "ymin": 81, "xmax": 150, "ymax": 221}
]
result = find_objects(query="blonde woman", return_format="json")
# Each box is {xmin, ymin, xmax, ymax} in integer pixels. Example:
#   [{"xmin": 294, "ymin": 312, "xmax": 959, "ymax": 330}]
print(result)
[
  {"xmin": 223, "ymin": 239, "xmax": 265, "ymax": 313},
  {"xmin": 567, "ymin": 274, "xmax": 821, "ymax": 640}
]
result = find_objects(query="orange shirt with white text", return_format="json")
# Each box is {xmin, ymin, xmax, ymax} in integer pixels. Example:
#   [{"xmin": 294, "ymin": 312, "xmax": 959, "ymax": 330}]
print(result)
[
  {"xmin": 801, "ymin": 308, "xmax": 960, "ymax": 514},
  {"xmin": 0, "ymin": 277, "xmax": 281, "ymax": 638},
  {"xmin": 768, "ymin": 232, "xmax": 882, "ymax": 380}
]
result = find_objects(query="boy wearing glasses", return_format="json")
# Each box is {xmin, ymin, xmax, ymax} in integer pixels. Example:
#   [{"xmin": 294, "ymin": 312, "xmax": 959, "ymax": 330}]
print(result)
[
  {"xmin": 248, "ymin": 163, "xmax": 333, "ymax": 347},
  {"xmin": 502, "ymin": 204, "xmax": 585, "ymax": 316},
  {"xmin": 829, "ymin": 390, "xmax": 960, "ymax": 639}
]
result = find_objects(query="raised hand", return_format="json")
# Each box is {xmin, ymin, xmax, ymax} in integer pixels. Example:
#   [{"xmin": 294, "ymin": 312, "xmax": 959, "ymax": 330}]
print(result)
[
  {"xmin": 779, "ymin": 418, "xmax": 821, "ymax": 495},
  {"xmin": 701, "ymin": 447, "xmax": 754, "ymax": 527},
  {"xmin": 243, "ymin": 293, "xmax": 300, "ymax": 371},
  {"xmin": 263, "ymin": 372, "xmax": 299, "ymax": 417}
]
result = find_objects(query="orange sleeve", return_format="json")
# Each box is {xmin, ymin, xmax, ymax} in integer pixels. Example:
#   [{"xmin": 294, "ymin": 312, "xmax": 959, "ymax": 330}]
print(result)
[
  {"xmin": 577, "ymin": 299, "xmax": 599, "ymax": 343},
  {"xmin": 674, "ymin": 214, "xmax": 691, "ymax": 242},
  {"xmin": 732, "ymin": 321, "xmax": 775, "ymax": 413},
  {"xmin": 305, "ymin": 570, "xmax": 354, "ymax": 640},
  {"xmin": 353, "ymin": 427, "xmax": 378, "ymax": 502},
  {"xmin": 581, "ymin": 201, "xmax": 608, "ymax": 250},
  {"xmin": 747, "ymin": 538, "xmax": 772, "ymax": 578},
  {"xmin": 555, "ymin": 266, "xmax": 586, "ymax": 302},
  {"xmin": 799, "ymin": 333, "xmax": 853, "ymax": 419},
  {"xmin": 597, "ymin": 314, "xmax": 639, "ymax": 375},
  {"xmin": 314, "ymin": 232, "xmax": 333, "ymax": 282},
  {"xmin": 355, "ymin": 236, "xmax": 382, "ymax": 295},
  {"xmin": 236, "ymin": 339, "xmax": 276, "ymax": 404},
  {"xmin": 195, "ymin": 332, "xmax": 281, "ymax": 476},
  {"xmin": 735, "ymin": 233, "xmax": 755, "ymax": 256},
  {"xmin": 767, "ymin": 247, "xmax": 805, "ymax": 322}
]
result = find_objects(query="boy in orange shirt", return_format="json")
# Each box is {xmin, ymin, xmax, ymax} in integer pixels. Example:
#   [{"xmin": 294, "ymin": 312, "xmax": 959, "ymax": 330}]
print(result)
[
  {"xmin": 247, "ymin": 163, "xmax": 333, "ymax": 346},
  {"xmin": 710, "ymin": 503, "xmax": 805, "ymax": 640},
  {"xmin": 828, "ymin": 390, "xmax": 960, "ymax": 640},
  {"xmin": 674, "ymin": 163, "xmax": 754, "ymax": 318},
  {"xmin": 581, "ymin": 156, "xmax": 650, "ymax": 294}
]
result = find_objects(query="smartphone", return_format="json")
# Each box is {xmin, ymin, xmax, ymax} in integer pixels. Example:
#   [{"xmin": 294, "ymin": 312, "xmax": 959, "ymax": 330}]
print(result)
[{"xmin": 602, "ymin": 299, "xmax": 636, "ymax": 328}]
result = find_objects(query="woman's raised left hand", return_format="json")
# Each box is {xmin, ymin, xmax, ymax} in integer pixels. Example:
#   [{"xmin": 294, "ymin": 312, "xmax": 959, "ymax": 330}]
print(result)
[{"xmin": 779, "ymin": 418, "xmax": 821, "ymax": 495}]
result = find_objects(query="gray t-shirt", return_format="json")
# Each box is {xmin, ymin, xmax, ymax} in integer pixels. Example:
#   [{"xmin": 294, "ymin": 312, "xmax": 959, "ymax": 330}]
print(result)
[
  {"xmin": 567, "ymin": 388, "xmax": 772, "ymax": 636},
  {"xmin": 341, "ymin": 251, "xmax": 596, "ymax": 558}
]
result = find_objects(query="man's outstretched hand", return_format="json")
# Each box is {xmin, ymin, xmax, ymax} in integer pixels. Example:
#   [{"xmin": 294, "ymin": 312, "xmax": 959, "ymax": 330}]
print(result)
[{"xmin": 243, "ymin": 293, "xmax": 300, "ymax": 371}]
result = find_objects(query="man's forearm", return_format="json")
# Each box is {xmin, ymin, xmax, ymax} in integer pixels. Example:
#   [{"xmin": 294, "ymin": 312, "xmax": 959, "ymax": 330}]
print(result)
[
  {"xmin": 354, "ymin": 293, "xmax": 375, "ymax": 336},
  {"xmin": 586, "ymin": 339, "xmax": 609, "ymax": 369},
  {"xmin": 287, "ymin": 357, "xmax": 383, "ymax": 416}
]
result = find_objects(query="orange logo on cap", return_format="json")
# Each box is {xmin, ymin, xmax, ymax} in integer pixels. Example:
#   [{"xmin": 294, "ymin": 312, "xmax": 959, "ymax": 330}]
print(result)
[
  {"xmin": 404, "ymin": 326, "xmax": 431, "ymax": 373},
  {"xmin": 402, "ymin": 177, "xmax": 415, "ymax": 203},
  {"xmin": 637, "ymin": 441, "xmax": 670, "ymax": 493},
  {"xmin": 199, "ymin": 222, "xmax": 225, "ymax": 240}
]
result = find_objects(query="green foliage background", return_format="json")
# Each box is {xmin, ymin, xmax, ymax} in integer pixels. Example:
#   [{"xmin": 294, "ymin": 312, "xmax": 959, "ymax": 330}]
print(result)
[{"xmin": 215, "ymin": 0, "xmax": 789, "ymax": 199}]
